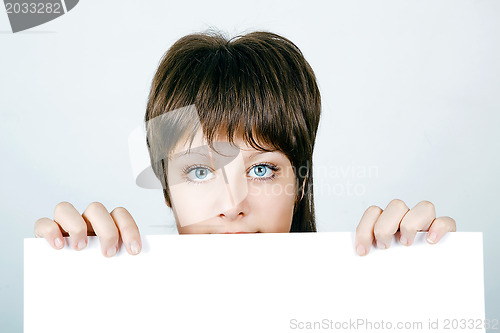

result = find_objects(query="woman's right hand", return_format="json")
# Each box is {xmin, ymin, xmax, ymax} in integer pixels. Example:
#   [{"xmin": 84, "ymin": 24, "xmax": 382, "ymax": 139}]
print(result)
[{"xmin": 35, "ymin": 201, "xmax": 142, "ymax": 257}]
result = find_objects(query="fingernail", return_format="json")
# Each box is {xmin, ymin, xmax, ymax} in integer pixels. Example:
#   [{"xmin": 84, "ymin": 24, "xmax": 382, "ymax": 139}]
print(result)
[
  {"xmin": 106, "ymin": 246, "xmax": 117, "ymax": 257},
  {"xmin": 400, "ymin": 236, "xmax": 408, "ymax": 245},
  {"xmin": 427, "ymin": 232, "xmax": 437, "ymax": 244},
  {"xmin": 377, "ymin": 241, "xmax": 387, "ymax": 249},
  {"xmin": 54, "ymin": 238, "xmax": 64, "ymax": 249},
  {"xmin": 356, "ymin": 244, "xmax": 366, "ymax": 256},
  {"xmin": 130, "ymin": 241, "xmax": 141, "ymax": 255},
  {"xmin": 77, "ymin": 239, "xmax": 87, "ymax": 250}
]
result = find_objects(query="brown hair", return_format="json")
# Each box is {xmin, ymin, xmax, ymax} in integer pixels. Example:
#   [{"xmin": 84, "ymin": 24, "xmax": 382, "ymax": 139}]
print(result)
[{"xmin": 145, "ymin": 30, "xmax": 321, "ymax": 232}]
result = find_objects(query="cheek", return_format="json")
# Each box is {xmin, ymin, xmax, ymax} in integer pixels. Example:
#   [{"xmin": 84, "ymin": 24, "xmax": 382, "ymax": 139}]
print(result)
[
  {"xmin": 248, "ymin": 181, "xmax": 297, "ymax": 232},
  {"xmin": 168, "ymin": 174, "xmax": 238, "ymax": 228}
]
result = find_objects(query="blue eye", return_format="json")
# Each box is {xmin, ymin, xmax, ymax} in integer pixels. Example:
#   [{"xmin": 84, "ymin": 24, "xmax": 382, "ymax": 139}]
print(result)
[
  {"xmin": 186, "ymin": 167, "xmax": 214, "ymax": 182},
  {"xmin": 249, "ymin": 164, "xmax": 274, "ymax": 178},
  {"xmin": 195, "ymin": 168, "xmax": 208, "ymax": 179}
]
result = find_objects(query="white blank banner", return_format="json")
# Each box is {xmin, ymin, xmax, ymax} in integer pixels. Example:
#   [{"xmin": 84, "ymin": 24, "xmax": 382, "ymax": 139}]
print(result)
[{"xmin": 24, "ymin": 232, "xmax": 485, "ymax": 332}]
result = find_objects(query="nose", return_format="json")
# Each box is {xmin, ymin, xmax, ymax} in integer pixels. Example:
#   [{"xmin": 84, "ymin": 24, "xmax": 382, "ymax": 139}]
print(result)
[
  {"xmin": 214, "ymin": 150, "xmax": 249, "ymax": 221},
  {"xmin": 219, "ymin": 200, "xmax": 246, "ymax": 221},
  {"xmin": 217, "ymin": 165, "xmax": 248, "ymax": 221}
]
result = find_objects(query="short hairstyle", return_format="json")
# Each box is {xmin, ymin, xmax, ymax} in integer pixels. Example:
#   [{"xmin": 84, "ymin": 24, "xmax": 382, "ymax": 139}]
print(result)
[{"xmin": 145, "ymin": 30, "xmax": 321, "ymax": 232}]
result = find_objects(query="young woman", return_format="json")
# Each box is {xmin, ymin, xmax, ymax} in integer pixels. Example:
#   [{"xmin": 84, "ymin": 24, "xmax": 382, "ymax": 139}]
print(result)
[{"xmin": 34, "ymin": 30, "xmax": 456, "ymax": 257}]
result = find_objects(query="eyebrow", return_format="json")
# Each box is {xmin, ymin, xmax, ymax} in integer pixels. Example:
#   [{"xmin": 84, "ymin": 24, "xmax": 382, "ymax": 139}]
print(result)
[
  {"xmin": 169, "ymin": 150, "xmax": 211, "ymax": 161},
  {"xmin": 175, "ymin": 150, "xmax": 209, "ymax": 157},
  {"xmin": 248, "ymin": 150, "xmax": 279, "ymax": 160},
  {"xmin": 171, "ymin": 147, "xmax": 279, "ymax": 161}
]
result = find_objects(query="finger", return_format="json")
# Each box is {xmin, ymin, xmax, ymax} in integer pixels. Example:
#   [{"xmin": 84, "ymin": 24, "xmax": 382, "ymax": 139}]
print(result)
[
  {"xmin": 399, "ymin": 200, "xmax": 436, "ymax": 246},
  {"xmin": 34, "ymin": 218, "xmax": 65, "ymax": 249},
  {"xmin": 110, "ymin": 207, "xmax": 142, "ymax": 255},
  {"xmin": 426, "ymin": 216, "xmax": 457, "ymax": 244},
  {"xmin": 355, "ymin": 205, "xmax": 383, "ymax": 256},
  {"xmin": 82, "ymin": 202, "xmax": 119, "ymax": 257},
  {"xmin": 373, "ymin": 199, "xmax": 409, "ymax": 249},
  {"xmin": 53, "ymin": 201, "xmax": 88, "ymax": 251}
]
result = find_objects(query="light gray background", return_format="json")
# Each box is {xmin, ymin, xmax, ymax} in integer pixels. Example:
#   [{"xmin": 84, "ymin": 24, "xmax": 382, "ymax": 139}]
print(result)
[{"xmin": 1, "ymin": 0, "xmax": 499, "ymax": 332}]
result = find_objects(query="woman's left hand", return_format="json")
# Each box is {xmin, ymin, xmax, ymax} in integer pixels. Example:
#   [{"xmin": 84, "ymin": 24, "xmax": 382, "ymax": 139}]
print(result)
[{"xmin": 354, "ymin": 199, "xmax": 456, "ymax": 256}]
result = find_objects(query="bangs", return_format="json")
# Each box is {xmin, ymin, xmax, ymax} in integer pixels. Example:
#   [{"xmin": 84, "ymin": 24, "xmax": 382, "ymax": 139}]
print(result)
[
  {"xmin": 195, "ymin": 39, "xmax": 294, "ymax": 155},
  {"xmin": 147, "ymin": 31, "xmax": 318, "ymax": 163}
]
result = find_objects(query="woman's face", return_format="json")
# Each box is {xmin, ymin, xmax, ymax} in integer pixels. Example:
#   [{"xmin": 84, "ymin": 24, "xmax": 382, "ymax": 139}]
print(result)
[{"xmin": 166, "ymin": 129, "xmax": 297, "ymax": 234}]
